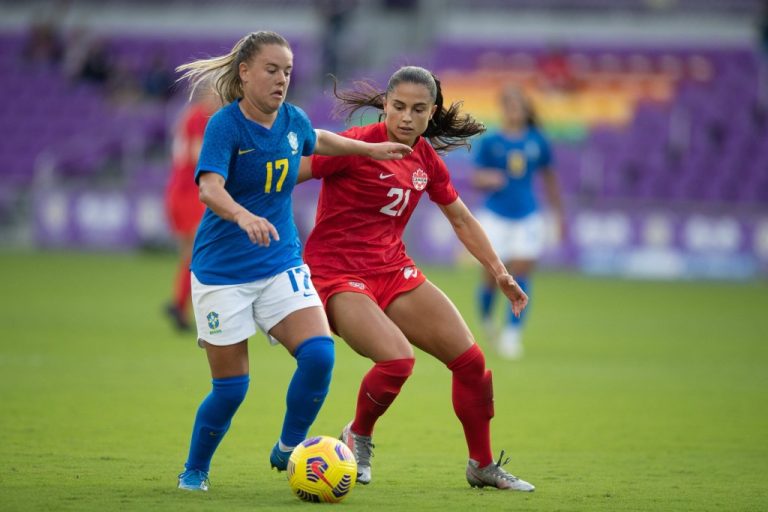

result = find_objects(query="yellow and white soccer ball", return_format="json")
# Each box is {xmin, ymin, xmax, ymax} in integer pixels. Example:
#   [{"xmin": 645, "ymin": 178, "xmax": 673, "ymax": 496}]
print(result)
[{"xmin": 287, "ymin": 435, "xmax": 357, "ymax": 503}]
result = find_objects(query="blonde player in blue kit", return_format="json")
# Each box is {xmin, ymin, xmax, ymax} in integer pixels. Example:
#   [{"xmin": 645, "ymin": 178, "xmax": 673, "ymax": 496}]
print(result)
[
  {"xmin": 472, "ymin": 85, "xmax": 565, "ymax": 360},
  {"xmin": 173, "ymin": 31, "xmax": 411, "ymax": 492}
]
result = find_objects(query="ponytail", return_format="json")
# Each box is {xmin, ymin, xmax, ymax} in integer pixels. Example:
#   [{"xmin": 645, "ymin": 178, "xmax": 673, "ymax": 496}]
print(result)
[{"xmin": 332, "ymin": 66, "xmax": 485, "ymax": 153}]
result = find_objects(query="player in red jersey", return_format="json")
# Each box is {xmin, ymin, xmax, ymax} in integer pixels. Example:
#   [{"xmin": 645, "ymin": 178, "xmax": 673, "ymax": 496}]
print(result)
[
  {"xmin": 299, "ymin": 66, "xmax": 535, "ymax": 491},
  {"xmin": 164, "ymin": 87, "xmax": 220, "ymax": 331}
]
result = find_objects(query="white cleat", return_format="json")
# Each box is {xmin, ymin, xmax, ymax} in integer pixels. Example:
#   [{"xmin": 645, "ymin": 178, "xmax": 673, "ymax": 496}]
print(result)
[
  {"xmin": 482, "ymin": 318, "xmax": 499, "ymax": 345},
  {"xmin": 177, "ymin": 469, "xmax": 209, "ymax": 491},
  {"xmin": 340, "ymin": 421, "xmax": 374, "ymax": 485},
  {"xmin": 498, "ymin": 327, "xmax": 523, "ymax": 360},
  {"xmin": 466, "ymin": 452, "xmax": 534, "ymax": 492}
]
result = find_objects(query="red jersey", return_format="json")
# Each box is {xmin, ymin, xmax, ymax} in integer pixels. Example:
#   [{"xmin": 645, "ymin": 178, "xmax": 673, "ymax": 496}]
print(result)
[
  {"xmin": 305, "ymin": 122, "xmax": 458, "ymax": 276},
  {"xmin": 167, "ymin": 103, "xmax": 211, "ymax": 196},
  {"xmin": 165, "ymin": 103, "xmax": 211, "ymax": 235}
]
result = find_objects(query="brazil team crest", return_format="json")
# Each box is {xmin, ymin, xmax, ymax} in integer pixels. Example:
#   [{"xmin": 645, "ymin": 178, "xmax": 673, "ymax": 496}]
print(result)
[
  {"xmin": 207, "ymin": 311, "xmax": 222, "ymax": 334},
  {"xmin": 288, "ymin": 131, "xmax": 299, "ymax": 155},
  {"xmin": 412, "ymin": 168, "xmax": 428, "ymax": 191}
]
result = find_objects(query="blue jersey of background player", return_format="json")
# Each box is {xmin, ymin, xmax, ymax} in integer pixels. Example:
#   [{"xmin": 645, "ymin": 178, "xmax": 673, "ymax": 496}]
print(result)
[
  {"xmin": 475, "ymin": 121, "xmax": 551, "ymax": 220},
  {"xmin": 173, "ymin": 31, "xmax": 411, "ymax": 492},
  {"xmin": 471, "ymin": 85, "xmax": 565, "ymax": 360}
]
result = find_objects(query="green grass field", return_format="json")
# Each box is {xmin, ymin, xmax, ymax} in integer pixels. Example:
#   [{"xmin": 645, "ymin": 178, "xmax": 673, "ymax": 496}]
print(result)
[{"xmin": 1, "ymin": 251, "xmax": 766, "ymax": 511}]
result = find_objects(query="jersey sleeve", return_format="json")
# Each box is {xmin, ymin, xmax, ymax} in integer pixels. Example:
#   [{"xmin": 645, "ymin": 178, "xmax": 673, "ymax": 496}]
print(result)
[
  {"xmin": 426, "ymin": 152, "xmax": 459, "ymax": 205},
  {"xmin": 293, "ymin": 105, "xmax": 317, "ymax": 156},
  {"xmin": 195, "ymin": 109, "xmax": 237, "ymax": 183}
]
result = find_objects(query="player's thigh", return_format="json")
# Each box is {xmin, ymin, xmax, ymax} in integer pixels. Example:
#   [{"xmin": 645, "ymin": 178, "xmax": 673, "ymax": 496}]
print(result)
[
  {"xmin": 507, "ymin": 258, "xmax": 537, "ymax": 276},
  {"xmin": 203, "ymin": 340, "xmax": 249, "ymax": 379},
  {"xmin": 269, "ymin": 306, "xmax": 332, "ymax": 355},
  {"xmin": 385, "ymin": 280, "xmax": 474, "ymax": 364},
  {"xmin": 191, "ymin": 273, "xmax": 260, "ymax": 348},
  {"xmin": 481, "ymin": 267, "xmax": 497, "ymax": 287},
  {"xmin": 326, "ymin": 292, "xmax": 413, "ymax": 362},
  {"xmin": 254, "ymin": 264, "xmax": 329, "ymax": 353}
]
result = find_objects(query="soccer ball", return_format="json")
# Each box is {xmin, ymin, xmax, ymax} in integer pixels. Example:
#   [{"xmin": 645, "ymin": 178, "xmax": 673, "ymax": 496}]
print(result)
[{"xmin": 287, "ymin": 435, "xmax": 357, "ymax": 503}]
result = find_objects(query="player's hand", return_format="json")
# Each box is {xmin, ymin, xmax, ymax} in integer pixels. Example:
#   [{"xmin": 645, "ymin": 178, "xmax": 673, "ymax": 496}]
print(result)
[
  {"xmin": 556, "ymin": 212, "xmax": 568, "ymax": 244},
  {"xmin": 496, "ymin": 273, "xmax": 528, "ymax": 317},
  {"xmin": 473, "ymin": 170, "xmax": 507, "ymax": 191},
  {"xmin": 366, "ymin": 141, "xmax": 413, "ymax": 160},
  {"xmin": 234, "ymin": 210, "xmax": 279, "ymax": 247}
]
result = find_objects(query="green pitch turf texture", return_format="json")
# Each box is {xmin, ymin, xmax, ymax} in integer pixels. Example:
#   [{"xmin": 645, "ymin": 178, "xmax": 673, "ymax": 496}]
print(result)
[{"xmin": 0, "ymin": 251, "xmax": 766, "ymax": 512}]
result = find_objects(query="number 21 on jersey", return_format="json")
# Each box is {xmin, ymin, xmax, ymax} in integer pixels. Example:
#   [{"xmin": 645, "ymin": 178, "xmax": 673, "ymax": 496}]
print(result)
[{"xmin": 380, "ymin": 187, "xmax": 411, "ymax": 217}]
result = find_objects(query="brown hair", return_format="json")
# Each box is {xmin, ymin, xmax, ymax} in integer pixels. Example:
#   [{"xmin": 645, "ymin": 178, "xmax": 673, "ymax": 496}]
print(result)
[
  {"xmin": 176, "ymin": 31, "xmax": 291, "ymax": 104},
  {"xmin": 332, "ymin": 66, "xmax": 485, "ymax": 153}
]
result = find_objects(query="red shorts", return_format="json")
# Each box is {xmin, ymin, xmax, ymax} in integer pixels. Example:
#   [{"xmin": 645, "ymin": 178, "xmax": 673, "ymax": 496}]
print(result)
[
  {"xmin": 311, "ymin": 265, "xmax": 426, "ymax": 312},
  {"xmin": 166, "ymin": 190, "xmax": 205, "ymax": 236}
]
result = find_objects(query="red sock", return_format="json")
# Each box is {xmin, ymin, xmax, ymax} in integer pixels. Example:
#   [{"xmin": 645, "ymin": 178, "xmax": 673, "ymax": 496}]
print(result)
[
  {"xmin": 174, "ymin": 257, "xmax": 192, "ymax": 312},
  {"xmin": 351, "ymin": 358, "xmax": 414, "ymax": 436},
  {"xmin": 448, "ymin": 344, "xmax": 494, "ymax": 467}
]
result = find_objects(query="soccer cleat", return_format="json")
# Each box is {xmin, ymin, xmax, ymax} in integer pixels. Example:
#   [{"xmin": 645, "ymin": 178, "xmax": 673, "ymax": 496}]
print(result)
[
  {"xmin": 482, "ymin": 317, "xmax": 499, "ymax": 345},
  {"xmin": 177, "ymin": 469, "xmax": 210, "ymax": 491},
  {"xmin": 466, "ymin": 451, "xmax": 534, "ymax": 491},
  {"xmin": 270, "ymin": 442, "xmax": 292, "ymax": 471},
  {"xmin": 498, "ymin": 327, "xmax": 523, "ymax": 360},
  {"xmin": 340, "ymin": 421, "xmax": 374, "ymax": 485}
]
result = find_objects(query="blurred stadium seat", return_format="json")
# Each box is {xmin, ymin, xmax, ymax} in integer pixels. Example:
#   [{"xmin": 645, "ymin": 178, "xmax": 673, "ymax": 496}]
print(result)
[{"xmin": 0, "ymin": 0, "xmax": 766, "ymax": 278}]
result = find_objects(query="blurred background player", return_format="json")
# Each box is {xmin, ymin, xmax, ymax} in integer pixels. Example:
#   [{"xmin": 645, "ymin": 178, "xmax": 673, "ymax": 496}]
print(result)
[
  {"xmin": 164, "ymin": 83, "xmax": 220, "ymax": 332},
  {"xmin": 471, "ymin": 85, "xmax": 565, "ymax": 360},
  {"xmin": 300, "ymin": 66, "xmax": 534, "ymax": 491},
  {"xmin": 173, "ymin": 31, "xmax": 411, "ymax": 492}
]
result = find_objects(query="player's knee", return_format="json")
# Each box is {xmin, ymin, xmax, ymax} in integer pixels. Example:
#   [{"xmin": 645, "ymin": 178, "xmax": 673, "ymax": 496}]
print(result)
[
  {"xmin": 448, "ymin": 343, "xmax": 487, "ymax": 380},
  {"xmin": 378, "ymin": 357, "xmax": 415, "ymax": 378},
  {"xmin": 212, "ymin": 374, "xmax": 250, "ymax": 408},
  {"xmin": 295, "ymin": 336, "xmax": 335, "ymax": 382}
]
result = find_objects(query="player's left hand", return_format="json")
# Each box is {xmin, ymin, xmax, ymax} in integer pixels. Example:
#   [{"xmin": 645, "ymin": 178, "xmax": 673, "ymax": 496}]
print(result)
[
  {"xmin": 367, "ymin": 141, "xmax": 413, "ymax": 160},
  {"xmin": 556, "ymin": 212, "xmax": 568, "ymax": 244},
  {"xmin": 497, "ymin": 273, "xmax": 528, "ymax": 317}
]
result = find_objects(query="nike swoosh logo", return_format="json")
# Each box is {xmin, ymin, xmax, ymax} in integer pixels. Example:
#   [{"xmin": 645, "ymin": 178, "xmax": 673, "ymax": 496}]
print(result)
[
  {"xmin": 238, "ymin": 148, "xmax": 256, "ymax": 155},
  {"xmin": 379, "ymin": 173, "xmax": 395, "ymax": 179},
  {"xmin": 303, "ymin": 292, "xmax": 315, "ymax": 298}
]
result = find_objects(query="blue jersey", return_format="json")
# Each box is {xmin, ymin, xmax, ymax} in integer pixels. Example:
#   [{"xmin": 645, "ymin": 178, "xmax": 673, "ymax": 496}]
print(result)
[
  {"xmin": 191, "ymin": 101, "xmax": 317, "ymax": 285},
  {"xmin": 473, "ymin": 128, "xmax": 552, "ymax": 219}
]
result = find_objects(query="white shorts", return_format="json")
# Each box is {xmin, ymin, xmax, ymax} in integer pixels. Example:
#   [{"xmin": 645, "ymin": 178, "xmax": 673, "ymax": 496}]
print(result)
[
  {"xmin": 477, "ymin": 210, "xmax": 546, "ymax": 261},
  {"xmin": 191, "ymin": 264, "xmax": 323, "ymax": 347}
]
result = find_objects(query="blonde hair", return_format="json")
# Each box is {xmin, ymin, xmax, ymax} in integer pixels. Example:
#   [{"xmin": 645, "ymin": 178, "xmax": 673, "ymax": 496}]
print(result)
[{"xmin": 176, "ymin": 31, "xmax": 291, "ymax": 104}]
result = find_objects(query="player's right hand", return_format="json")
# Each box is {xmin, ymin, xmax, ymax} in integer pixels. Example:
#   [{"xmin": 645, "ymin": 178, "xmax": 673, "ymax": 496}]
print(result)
[
  {"xmin": 234, "ymin": 210, "xmax": 280, "ymax": 247},
  {"xmin": 497, "ymin": 273, "xmax": 529, "ymax": 317},
  {"xmin": 473, "ymin": 170, "xmax": 507, "ymax": 190}
]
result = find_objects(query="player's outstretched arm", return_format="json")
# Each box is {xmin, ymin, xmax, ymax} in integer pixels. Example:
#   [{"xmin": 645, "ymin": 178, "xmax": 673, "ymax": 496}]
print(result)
[
  {"xmin": 471, "ymin": 168, "xmax": 507, "ymax": 191},
  {"xmin": 314, "ymin": 129, "xmax": 412, "ymax": 160},
  {"xmin": 438, "ymin": 198, "xmax": 528, "ymax": 317},
  {"xmin": 198, "ymin": 171, "xmax": 279, "ymax": 247}
]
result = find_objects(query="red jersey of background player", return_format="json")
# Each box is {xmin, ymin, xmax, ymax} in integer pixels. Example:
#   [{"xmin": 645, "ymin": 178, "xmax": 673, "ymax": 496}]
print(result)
[
  {"xmin": 305, "ymin": 122, "xmax": 458, "ymax": 276},
  {"xmin": 165, "ymin": 103, "xmax": 210, "ymax": 235}
]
